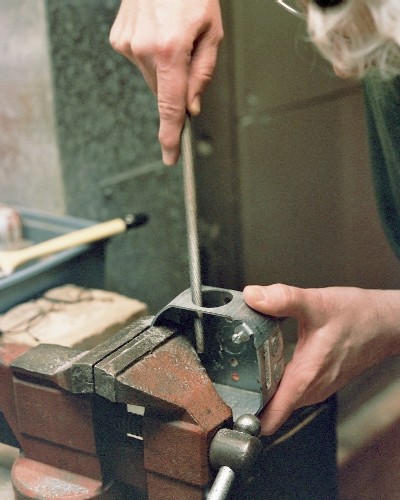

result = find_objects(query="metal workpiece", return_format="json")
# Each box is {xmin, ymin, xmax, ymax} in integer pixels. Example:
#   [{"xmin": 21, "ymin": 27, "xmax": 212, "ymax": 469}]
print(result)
[
  {"xmin": 154, "ymin": 286, "xmax": 285, "ymax": 418},
  {"xmin": 153, "ymin": 286, "xmax": 281, "ymax": 350},
  {"xmin": 207, "ymin": 414, "xmax": 262, "ymax": 500}
]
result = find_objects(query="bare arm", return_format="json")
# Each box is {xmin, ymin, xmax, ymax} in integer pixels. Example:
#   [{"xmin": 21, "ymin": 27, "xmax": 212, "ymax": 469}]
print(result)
[
  {"xmin": 243, "ymin": 284, "xmax": 400, "ymax": 435},
  {"xmin": 110, "ymin": 0, "xmax": 223, "ymax": 165}
]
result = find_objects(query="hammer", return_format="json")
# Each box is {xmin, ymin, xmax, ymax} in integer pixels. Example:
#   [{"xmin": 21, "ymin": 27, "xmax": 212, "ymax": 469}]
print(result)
[{"xmin": 0, "ymin": 213, "xmax": 148, "ymax": 278}]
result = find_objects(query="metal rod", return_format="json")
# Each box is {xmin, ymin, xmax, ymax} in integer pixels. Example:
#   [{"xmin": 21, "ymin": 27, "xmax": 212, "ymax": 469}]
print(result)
[
  {"xmin": 181, "ymin": 115, "xmax": 204, "ymax": 353},
  {"xmin": 207, "ymin": 466, "xmax": 235, "ymax": 500}
]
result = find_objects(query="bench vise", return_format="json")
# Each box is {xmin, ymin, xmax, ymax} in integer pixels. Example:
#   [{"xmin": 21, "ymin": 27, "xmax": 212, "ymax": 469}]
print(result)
[{"xmin": 0, "ymin": 287, "xmax": 284, "ymax": 499}]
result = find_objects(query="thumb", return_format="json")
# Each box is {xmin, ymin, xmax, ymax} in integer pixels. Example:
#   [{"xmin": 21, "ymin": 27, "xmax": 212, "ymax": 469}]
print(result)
[
  {"xmin": 187, "ymin": 34, "xmax": 221, "ymax": 116},
  {"xmin": 243, "ymin": 284, "xmax": 307, "ymax": 319}
]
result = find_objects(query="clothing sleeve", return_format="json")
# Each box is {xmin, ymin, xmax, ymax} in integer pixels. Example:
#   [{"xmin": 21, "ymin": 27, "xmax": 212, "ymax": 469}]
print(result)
[{"xmin": 363, "ymin": 73, "xmax": 400, "ymax": 261}]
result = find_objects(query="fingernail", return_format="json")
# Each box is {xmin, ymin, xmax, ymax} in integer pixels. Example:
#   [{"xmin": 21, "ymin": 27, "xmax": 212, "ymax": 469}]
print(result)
[
  {"xmin": 260, "ymin": 423, "xmax": 275, "ymax": 436},
  {"xmin": 244, "ymin": 285, "xmax": 266, "ymax": 304},
  {"xmin": 189, "ymin": 95, "xmax": 201, "ymax": 116},
  {"xmin": 162, "ymin": 149, "xmax": 177, "ymax": 166}
]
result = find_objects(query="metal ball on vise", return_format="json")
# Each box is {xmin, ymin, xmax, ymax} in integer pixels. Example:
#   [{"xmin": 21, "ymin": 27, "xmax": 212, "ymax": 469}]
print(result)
[{"xmin": 234, "ymin": 413, "xmax": 262, "ymax": 437}]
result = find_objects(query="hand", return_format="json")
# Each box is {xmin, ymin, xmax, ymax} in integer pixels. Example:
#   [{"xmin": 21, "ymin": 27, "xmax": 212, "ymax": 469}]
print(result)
[
  {"xmin": 110, "ymin": 0, "xmax": 223, "ymax": 165},
  {"xmin": 243, "ymin": 283, "xmax": 400, "ymax": 435}
]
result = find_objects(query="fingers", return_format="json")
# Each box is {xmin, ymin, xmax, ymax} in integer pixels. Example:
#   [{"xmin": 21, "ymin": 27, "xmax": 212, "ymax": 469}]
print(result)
[
  {"xmin": 243, "ymin": 283, "xmax": 309, "ymax": 318},
  {"xmin": 156, "ymin": 47, "xmax": 190, "ymax": 165},
  {"xmin": 258, "ymin": 364, "xmax": 306, "ymax": 435},
  {"xmin": 187, "ymin": 19, "xmax": 224, "ymax": 116},
  {"xmin": 258, "ymin": 340, "xmax": 327, "ymax": 435},
  {"xmin": 243, "ymin": 284, "xmax": 307, "ymax": 434},
  {"xmin": 157, "ymin": 17, "xmax": 223, "ymax": 164},
  {"xmin": 157, "ymin": 29, "xmax": 223, "ymax": 164}
]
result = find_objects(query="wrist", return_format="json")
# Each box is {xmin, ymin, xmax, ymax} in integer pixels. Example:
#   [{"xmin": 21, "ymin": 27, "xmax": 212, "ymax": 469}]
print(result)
[{"xmin": 369, "ymin": 289, "xmax": 400, "ymax": 358}]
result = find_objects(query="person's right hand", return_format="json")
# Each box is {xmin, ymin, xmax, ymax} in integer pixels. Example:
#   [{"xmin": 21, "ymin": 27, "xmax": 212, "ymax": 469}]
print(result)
[
  {"xmin": 243, "ymin": 283, "xmax": 400, "ymax": 435},
  {"xmin": 110, "ymin": 0, "xmax": 223, "ymax": 165}
]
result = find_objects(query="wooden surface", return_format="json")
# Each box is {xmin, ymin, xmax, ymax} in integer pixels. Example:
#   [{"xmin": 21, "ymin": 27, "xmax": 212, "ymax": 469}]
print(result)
[{"xmin": 0, "ymin": 284, "xmax": 147, "ymax": 349}]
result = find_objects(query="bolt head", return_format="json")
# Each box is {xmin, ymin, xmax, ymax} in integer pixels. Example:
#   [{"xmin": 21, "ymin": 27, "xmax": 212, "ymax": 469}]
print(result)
[
  {"xmin": 231, "ymin": 325, "xmax": 252, "ymax": 344},
  {"xmin": 234, "ymin": 414, "xmax": 261, "ymax": 437}
]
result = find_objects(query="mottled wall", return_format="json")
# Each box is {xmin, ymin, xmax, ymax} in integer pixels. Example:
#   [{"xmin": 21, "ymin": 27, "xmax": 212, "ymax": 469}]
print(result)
[
  {"xmin": 0, "ymin": 0, "xmax": 65, "ymax": 213},
  {"xmin": 0, "ymin": 0, "xmax": 189, "ymax": 312},
  {"xmin": 46, "ymin": 0, "xmax": 189, "ymax": 312}
]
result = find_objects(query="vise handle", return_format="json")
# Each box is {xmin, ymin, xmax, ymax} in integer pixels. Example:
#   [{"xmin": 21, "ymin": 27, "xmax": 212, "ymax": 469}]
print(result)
[{"xmin": 207, "ymin": 414, "xmax": 262, "ymax": 500}]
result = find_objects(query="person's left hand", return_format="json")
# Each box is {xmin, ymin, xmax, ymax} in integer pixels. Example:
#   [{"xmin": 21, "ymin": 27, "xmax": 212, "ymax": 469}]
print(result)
[{"xmin": 243, "ymin": 283, "xmax": 400, "ymax": 435}]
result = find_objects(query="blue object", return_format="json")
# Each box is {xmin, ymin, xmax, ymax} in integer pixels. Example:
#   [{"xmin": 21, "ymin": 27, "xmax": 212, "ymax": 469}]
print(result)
[{"xmin": 0, "ymin": 207, "xmax": 105, "ymax": 313}]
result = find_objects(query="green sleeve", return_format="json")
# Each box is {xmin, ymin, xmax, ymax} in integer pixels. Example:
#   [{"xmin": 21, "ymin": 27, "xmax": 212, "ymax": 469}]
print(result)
[{"xmin": 363, "ymin": 73, "xmax": 400, "ymax": 261}]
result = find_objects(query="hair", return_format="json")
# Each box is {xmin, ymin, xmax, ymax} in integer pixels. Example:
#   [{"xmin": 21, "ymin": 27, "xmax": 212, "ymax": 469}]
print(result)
[{"xmin": 307, "ymin": 0, "xmax": 400, "ymax": 78}]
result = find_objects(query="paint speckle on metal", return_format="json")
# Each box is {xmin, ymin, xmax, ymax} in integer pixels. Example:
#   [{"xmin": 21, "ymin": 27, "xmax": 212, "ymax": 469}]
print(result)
[
  {"xmin": 23, "ymin": 477, "xmax": 89, "ymax": 496},
  {"xmin": 12, "ymin": 457, "xmax": 107, "ymax": 499}
]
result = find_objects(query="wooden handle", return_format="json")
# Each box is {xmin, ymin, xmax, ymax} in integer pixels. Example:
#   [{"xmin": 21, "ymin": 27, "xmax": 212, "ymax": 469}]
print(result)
[{"xmin": 0, "ymin": 218, "xmax": 127, "ymax": 276}]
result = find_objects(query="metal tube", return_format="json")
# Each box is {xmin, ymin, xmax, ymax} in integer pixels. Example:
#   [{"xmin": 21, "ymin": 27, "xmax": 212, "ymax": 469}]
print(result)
[{"xmin": 181, "ymin": 115, "xmax": 204, "ymax": 353}]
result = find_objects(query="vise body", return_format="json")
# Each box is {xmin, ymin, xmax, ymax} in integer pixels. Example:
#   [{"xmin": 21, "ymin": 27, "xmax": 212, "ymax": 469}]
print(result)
[{"xmin": 0, "ymin": 287, "xmax": 284, "ymax": 499}]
